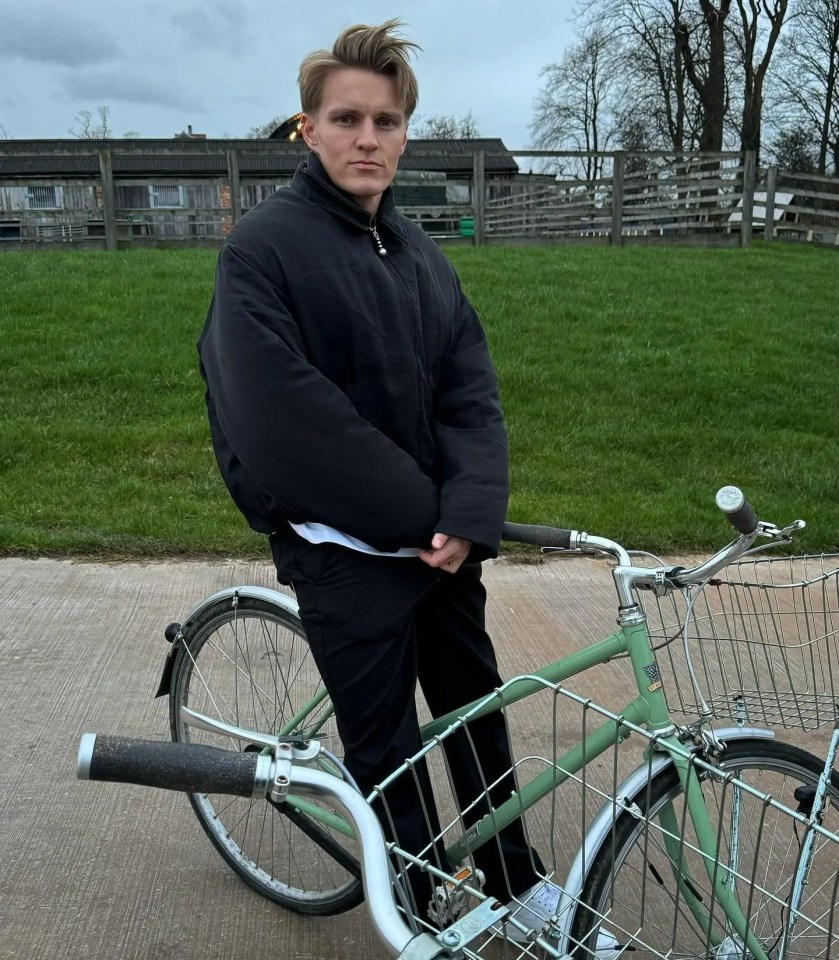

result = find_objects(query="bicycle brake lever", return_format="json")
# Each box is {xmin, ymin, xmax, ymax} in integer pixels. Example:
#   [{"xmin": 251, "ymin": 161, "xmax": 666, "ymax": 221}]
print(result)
[
  {"xmin": 780, "ymin": 519, "xmax": 806, "ymax": 538},
  {"xmin": 757, "ymin": 519, "xmax": 806, "ymax": 541}
]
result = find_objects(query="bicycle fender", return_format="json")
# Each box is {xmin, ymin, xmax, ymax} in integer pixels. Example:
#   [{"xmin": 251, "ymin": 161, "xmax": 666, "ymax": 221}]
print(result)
[
  {"xmin": 153, "ymin": 586, "xmax": 300, "ymax": 698},
  {"xmin": 552, "ymin": 727, "xmax": 775, "ymax": 956}
]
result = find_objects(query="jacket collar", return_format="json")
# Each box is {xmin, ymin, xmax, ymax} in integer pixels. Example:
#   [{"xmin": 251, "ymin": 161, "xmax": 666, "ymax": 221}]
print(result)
[{"xmin": 290, "ymin": 152, "xmax": 407, "ymax": 239}]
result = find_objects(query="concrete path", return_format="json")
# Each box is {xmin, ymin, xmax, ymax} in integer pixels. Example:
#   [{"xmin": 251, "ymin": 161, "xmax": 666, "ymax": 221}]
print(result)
[{"xmin": 0, "ymin": 554, "xmax": 818, "ymax": 960}]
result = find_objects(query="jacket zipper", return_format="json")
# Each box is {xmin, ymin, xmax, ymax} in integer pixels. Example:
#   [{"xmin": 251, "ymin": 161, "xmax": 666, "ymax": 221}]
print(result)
[
  {"xmin": 369, "ymin": 223, "xmax": 388, "ymax": 256},
  {"xmin": 370, "ymin": 220, "xmax": 433, "ymax": 461}
]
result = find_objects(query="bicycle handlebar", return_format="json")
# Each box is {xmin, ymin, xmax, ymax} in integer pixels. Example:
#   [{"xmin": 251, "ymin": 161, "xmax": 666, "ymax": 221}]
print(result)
[
  {"xmin": 501, "ymin": 521, "xmax": 573, "ymax": 550},
  {"xmin": 502, "ymin": 486, "xmax": 801, "ymax": 603},
  {"xmin": 715, "ymin": 485, "xmax": 759, "ymax": 536},
  {"xmin": 77, "ymin": 733, "xmax": 272, "ymax": 796},
  {"xmin": 502, "ymin": 485, "xmax": 761, "ymax": 552},
  {"xmin": 77, "ymin": 734, "xmax": 452, "ymax": 959}
]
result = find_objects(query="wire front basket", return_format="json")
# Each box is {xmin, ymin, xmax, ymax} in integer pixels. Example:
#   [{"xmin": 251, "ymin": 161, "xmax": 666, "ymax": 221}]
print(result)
[
  {"xmin": 642, "ymin": 554, "xmax": 839, "ymax": 730},
  {"xmin": 369, "ymin": 678, "xmax": 839, "ymax": 959}
]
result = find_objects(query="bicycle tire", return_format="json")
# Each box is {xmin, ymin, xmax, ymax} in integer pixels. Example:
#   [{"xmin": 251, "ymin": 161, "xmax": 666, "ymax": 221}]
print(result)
[
  {"xmin": 168, "ymin": 594, "xmax": 364, "ymax": 916},
  {"xmin": 569, "ymin": 739, "xmax": 839, "ymax": 959}
]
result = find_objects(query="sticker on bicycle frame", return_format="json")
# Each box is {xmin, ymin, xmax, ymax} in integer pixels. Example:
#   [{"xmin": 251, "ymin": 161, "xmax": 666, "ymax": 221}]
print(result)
[
  {"xmin": 643, "ymin": 662, "xmax": 662, "ymax": 692},
  {"xmin": 463, "ymin": 826, "xmax": 480, "ymax": 847}
]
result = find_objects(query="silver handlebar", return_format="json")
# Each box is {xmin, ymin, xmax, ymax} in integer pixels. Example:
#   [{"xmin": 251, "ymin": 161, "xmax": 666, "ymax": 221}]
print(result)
[
  {"xmin": 76, "ymin": 728, "xmax": 460, "ymax": 959},
  {"xmin": 532, "ymin": 487, "xmax": 804, "ymax": 607}
]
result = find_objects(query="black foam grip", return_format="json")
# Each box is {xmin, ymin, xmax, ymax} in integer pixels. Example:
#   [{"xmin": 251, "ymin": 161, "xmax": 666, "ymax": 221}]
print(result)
[
  {"xmin": 725, "ymin": 500, "xmax": 759, "ymax": 536},
  {"xmin": 502, "ymin": 522, "xmax": 573, "ymax": 550},
  {"xmin": 85, "ymin": 735, "xmax": 259, "ymax": 796}
]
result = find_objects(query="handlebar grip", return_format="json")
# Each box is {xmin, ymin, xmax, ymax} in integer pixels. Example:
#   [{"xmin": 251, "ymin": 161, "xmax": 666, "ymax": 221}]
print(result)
[
  {"xmin": 502, "ymin": 522, "xmax": 573, "ymax": 550},
  {"xmin": 715, "ymin": 485, "xmax": 759, "ymax": 536},
  {"xmin": 77, "ymin": 734, "xmax": 265, "ymax": 797}
]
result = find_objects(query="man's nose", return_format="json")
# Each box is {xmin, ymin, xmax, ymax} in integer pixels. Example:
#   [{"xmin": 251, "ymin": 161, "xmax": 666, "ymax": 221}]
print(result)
[{"xmin": 355, "ymin": 118, "xmax": 379, "ymax": 148}]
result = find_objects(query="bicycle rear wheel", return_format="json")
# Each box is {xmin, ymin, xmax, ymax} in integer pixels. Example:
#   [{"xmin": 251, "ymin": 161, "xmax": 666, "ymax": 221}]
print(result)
[
  {"xmin": 570, "ymin": 739, "xmax": 839, "ymax": 959},
  {"xmin": 168, "ymin": 594, "xmax": 363, "ymax": 915}
]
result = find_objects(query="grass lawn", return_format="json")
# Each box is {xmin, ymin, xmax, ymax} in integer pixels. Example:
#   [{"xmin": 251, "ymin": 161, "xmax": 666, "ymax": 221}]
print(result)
[{"xmin": 1, "ymin": 242, "xmax": 837, "ymax": 557}]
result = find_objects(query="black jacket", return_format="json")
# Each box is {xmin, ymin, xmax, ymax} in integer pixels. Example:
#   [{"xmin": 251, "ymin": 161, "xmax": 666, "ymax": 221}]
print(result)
[{"xmin": 198, "ymin": 153, "xmax": 508, "ymax": 560}]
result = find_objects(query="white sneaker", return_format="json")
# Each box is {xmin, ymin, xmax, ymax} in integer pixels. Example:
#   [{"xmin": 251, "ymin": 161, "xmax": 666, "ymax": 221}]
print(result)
[
  {"xmin": 591, "ymin": 929, "xmax": 633, "ymax": 957},
  {"xmin": 499, "ymin": 879, "xmax": 561, "ymax": 943},
  {"xmin": 499, "ymin": 882, "xmax": 631, "ymax": 956}
]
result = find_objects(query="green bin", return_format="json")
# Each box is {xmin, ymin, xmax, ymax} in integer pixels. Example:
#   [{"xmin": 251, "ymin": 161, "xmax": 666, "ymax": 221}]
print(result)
[{"xmin": 459, "ymin": 217, "xmax": 475, "ymax": 237}]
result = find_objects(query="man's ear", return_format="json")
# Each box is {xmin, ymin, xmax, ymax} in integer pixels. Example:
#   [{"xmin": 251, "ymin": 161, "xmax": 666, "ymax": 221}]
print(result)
[{"xmin": 301, "ymin": 113, "xmax": 318, "ymax": 149}]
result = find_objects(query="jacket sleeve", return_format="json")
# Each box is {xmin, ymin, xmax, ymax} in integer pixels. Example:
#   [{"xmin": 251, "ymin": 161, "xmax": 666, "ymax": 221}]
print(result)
[
  {"xmin": 200, "ymin": 241, "xmax": 439, "ymax": 552},
  {"xmin": 433, "ymin": 292, "xmax": 509, "ymax": 561}
]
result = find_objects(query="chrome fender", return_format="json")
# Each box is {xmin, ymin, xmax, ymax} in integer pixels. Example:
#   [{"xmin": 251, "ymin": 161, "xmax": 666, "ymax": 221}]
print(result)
[
  {"xmin": 552, "ymin": 726, "xmax": 776, "ymax": 955},
  {"xmin": 155, "ymin": 586, "xmax": 300, "ymax": 697},
  {"xmin": 178, "ymin": 584, "xmax": 299, "ymax": 627}
]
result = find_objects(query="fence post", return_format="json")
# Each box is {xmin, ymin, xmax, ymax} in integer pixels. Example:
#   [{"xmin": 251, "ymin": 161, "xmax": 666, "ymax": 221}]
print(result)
[
  {"xmin": 97, "ymin": 148, "xmax": 117, "ymax": 251},
  {"xmin": 472, "ymin": 149, "xmax": 486, "ymax": 247},
  {"xmin": 611, "ymin": 152, "xmax": 625, "ymax": 247},
  {"xmin": 740, "ymin": 150, "xmax": 756, "ymax": 247},
  {"xmin": 764, "ymin": 165, "xmax": 778, "ymax": 242},
  {"xmin": 226, "ymin": 148, "xmax": 242, "ymax": 225}
]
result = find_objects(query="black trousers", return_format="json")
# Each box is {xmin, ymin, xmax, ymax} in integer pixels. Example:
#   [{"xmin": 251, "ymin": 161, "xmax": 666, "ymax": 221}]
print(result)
[{"xmin": 269, "ymin": 531, "xmax": 543, "ymax": 914}]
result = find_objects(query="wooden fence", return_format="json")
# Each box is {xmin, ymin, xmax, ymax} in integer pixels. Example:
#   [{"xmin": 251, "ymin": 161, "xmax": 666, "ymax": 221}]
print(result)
[
  {"xmin": 1, "ymin": 143, "xmax": 837, "ymax": 249},
  {"xmin": 477, "ymin": 151, "xmax": 839, "ymax": 248}
]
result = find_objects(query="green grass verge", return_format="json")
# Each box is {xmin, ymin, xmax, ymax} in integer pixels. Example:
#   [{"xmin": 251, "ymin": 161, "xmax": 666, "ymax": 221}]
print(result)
[{"xmin": 1, "ymin": 243, "xmax": 837, "ymax": 557}]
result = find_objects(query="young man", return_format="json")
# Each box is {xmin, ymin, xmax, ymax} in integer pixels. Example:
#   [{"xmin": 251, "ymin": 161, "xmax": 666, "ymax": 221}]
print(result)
[{"xmin": 198, "ymin": 19, "xmax": 557, "ymax": 935}]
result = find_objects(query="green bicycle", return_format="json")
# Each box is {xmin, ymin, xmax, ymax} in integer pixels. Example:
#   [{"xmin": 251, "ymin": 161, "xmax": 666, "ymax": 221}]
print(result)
[{"xmin": 154, "ymin": 487, "xmax": 839, "ymax": 958}]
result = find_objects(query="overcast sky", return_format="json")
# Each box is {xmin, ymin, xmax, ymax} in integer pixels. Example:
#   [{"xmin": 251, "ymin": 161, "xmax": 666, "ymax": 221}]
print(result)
[{"xmin": 0, "ymin": 0, "xmax": 578, "ymax": 147}]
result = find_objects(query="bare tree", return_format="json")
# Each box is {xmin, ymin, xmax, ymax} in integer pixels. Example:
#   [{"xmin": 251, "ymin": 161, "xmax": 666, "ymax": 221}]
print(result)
[
  {"xmin": 0, "ymin": 123, "xmax": 10, "ymax": 139},
  {"xmin": 530, "ymin": 29, "xmax": 621, "ymax": 181},
  {"xmin": 678, "ymin": 0, "xmax": 734, "ymax": 151},
  {"xmin": 246, "ymin": 115, "xmax": 291, "ymax": 139},
  {"xmin": 728, "ymin": 0, "xmax": 789, "ymax": 160},
  {"xmin": 570, "ymin": 0, "xmax": 797, "ymax": 166},
  {"xmin": 613, "ymin": 108, "xmax": 662, "ymax": 173},
  {"xmin": 583, "ymin": 0, "xmax": 704, "ymax": 151},
  {"xmin": 410, "ymin": 112, "xmax": 480, "ymax": 139},
  {"xmin": 768, "ymin": 0, "xmax": 839, "ymax": 173},
  {"xmin": 767, "ymin": 123, "xmax": 818, "ymax": 169},
  {"xmin": 626, "ymin": 2, "xmax": 693, "ymax": 150},
  {"xmin": 70, "ymin": 106, "xmax": 112, "ymax": 139},
  {"xmin": 584, "ymin": 1, "xmax": 765, "ymax": 154}
]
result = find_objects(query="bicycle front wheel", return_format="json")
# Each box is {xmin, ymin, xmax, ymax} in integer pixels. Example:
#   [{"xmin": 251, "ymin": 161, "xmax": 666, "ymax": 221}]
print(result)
[
  {"xmin": 169, "ymin": 594, "xmax": 363, "ymax": 916},
  {"xmin": 570, "ymin": 739, "xmax": 839, "ymax": 959}
]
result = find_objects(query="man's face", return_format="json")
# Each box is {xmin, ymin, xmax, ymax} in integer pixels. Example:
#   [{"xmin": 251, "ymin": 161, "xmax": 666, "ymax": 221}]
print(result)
[{"xmin": 301, "ymin": 67, "xmax": 408, "ymax": 217}]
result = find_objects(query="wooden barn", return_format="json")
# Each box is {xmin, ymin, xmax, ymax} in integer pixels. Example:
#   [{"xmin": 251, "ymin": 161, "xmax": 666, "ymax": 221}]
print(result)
[{"xmin": 0, "ymin": 137, "xmax": 518, "ymax": 247}]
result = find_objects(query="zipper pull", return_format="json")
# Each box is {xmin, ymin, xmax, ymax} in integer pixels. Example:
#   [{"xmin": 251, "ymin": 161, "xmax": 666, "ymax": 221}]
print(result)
[{"xmin": 369, "ymin": 224, "xmax": 388, "ymax": 257}]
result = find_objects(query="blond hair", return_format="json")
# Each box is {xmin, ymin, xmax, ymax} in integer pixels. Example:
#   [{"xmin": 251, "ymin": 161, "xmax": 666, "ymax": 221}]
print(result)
[{"xmin": 298, "ymin": 19, "xmax": 421, "ymax": 119}]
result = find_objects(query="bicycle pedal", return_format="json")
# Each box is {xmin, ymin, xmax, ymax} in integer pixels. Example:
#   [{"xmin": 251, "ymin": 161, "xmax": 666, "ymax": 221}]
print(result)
[{"xmin": 427, "ymin": 866, "xmax": 486, "ymax": 926}]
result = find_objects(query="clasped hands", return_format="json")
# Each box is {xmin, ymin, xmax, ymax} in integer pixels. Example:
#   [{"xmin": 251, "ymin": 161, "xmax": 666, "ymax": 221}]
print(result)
[{"xmin": 418, "ymin": 533, "xmax": 471, "ymax": 574}]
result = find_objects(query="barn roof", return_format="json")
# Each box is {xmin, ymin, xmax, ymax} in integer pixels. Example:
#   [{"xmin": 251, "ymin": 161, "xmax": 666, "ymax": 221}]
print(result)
[
  {"xmin": 0, "ymin": 138, "xmax": 518, "ymax": 179},
  {"xmin": 727, "ymin": 191, "xmax": 797, "ymax": 223}
]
